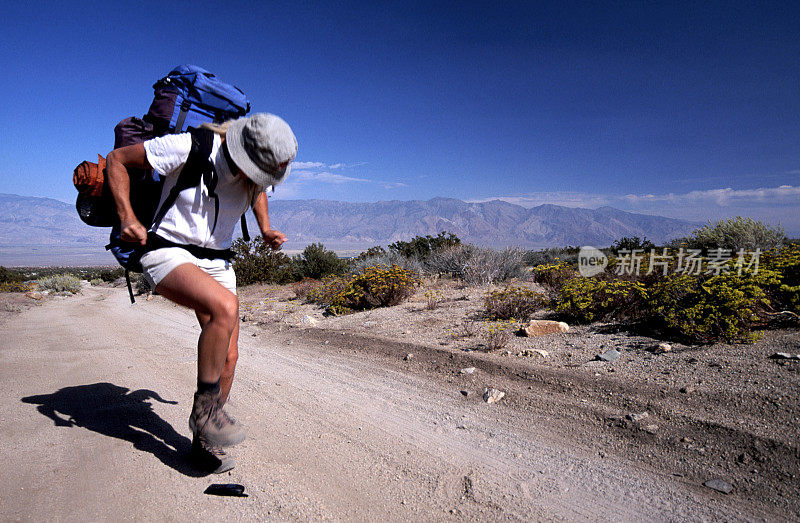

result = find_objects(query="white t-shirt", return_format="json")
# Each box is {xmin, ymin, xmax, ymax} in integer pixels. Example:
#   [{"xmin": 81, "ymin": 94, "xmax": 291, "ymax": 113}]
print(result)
[{"xmin": 143, "ymin": 133, "xmax": 260, "ymax": 250}]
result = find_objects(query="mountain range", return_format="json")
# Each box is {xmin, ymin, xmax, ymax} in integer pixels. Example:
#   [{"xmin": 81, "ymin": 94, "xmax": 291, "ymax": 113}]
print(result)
[
  {"xmin": 0, "ymin": 193, "xmax": 699, "ymax": 265},
  {"xmin": 266, "ymin": 197, "xmax": 699, "ymax": 250}
]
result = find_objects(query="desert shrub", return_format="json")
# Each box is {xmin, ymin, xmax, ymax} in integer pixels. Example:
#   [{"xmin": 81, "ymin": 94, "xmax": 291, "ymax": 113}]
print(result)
[
  {"xmin": 423, "ymin": 289, "xmax": 444, "ymax": 310},
  {"xmin": 674, "ymin": 217, "xmax": 786, "ymax": 251},
  {"xmin": 459, "ymin": 319, "xmax": 481, "ymax": 338},
  {"xmin": 94, "ymin": 268, "xmax": 125, "ymax": 282},
  {"xmin": 305, "ymin": 275, "xmax": 350, "ymax": 309},
  {"xmin": 523, "ymin": 246, "xmax": 580, "ymax": 267},
  {"xmin": 90, "ymin": 278, "xmax": 103, "ymax": 286},
  {"xmin": 389, "ymin": 232, "xmax": 461, "ymax": 260},
  {"xmin": 349, "ymin": 248, "xmax": 424, "ymax": 275},
  {"xmin": 343, "ymin": 265, "xmax": 421, "ymax": 310},
  {"xmin": 650, "ymin": 271, "xmax": 778, "ymax": 343},
  {"xmin": 292, "ymin": 243, "xmax": 348, "ymax": 280},
  {"xmin": 481, "ymin": 320, "xmax": 516, "ymax": 351},
  {"xmin": 307, "ymin": 264, "xmax": 421, "ymax": 314},
  {"xmin": 761, "ymin": 244, "xmax": 800, "ymax": 311},
  {"xmin": 0, "ymin": 266, "xmax": 25, "ymax": 283},
  {"xmin": 532, "ymin": 262, "xmax": 578, "ymax": 294},
  {"xmin": 291, "ymin": 277, "xmax": 321, "ymax": 300},
  {"xmin": 0, "ymin": 281, "xmax": 34, "ymax": 293},
  {"xmin": 555, "ymin": 277, "xmax": 648, "ymax": 323},
  {"xmin": 611, "ymin": 236, "xmax": 656, "ymax": 252},
  {"xmin": 133, "ymin": 272, "xmax": 151, "ymax": 295},
  {"xmin": 36, "ymin": 273, "xmax": 81, "ymax": 294},
  {"xmin": 424, "ymin": 244, "xmax": 527, "ymax": 284},
  {"xmin": 484, "ymin": 286, "xmax": 546, "ymax": 321},
  {"xmin": 354, "ymin": 246, "xmax": 387, "ymax": 261},
  {"xmin": 231, "ymin": 237, "xmax": 294, "ymax": 285}
]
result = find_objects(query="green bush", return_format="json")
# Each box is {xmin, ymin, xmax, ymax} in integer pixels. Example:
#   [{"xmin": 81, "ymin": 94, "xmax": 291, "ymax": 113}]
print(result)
[
  {"xmin": 389, "ymin": 232, "xmax": 461, "ymax": 260},
  {"xmin": 97, "ymin": 268, "xmax": 125, "ymax": 282},
  {"xmin": 541, "ymin": 235, "xmax": 800, "ymax": 342},
  {"xmin": 484, "ymin": 286, "xmax": 546, "ymax": 321},
  {"xmin": 760, "ymin": 244, "xmax": 800, "ymax": 312},
  {"xmin": 0, "ymin": 266, "xmax": 25, "ymax": 283},
  {"xmin": 231, "ymin": 237, "xmax": 294, "ymax": 286},
  {"xmin": 355, "ymin": 246, "xmax": 387, "ymax": 261},
  {"xmin": 675, "ymin": 216, "xmax": 786, "ymax": 251},
  {"xmin": 523, "ymin": 246, "xmax": 580, "ymax": 267},
  {"xmin": 650, "ymin": 271, "xmax": 778, "ymax": 343},
  {"xmin": 307, "ymin": 264, "xmax": 421, "ymax": 314},
  {"xmin": 292, "ymin": 243, "xmax": 348, "ymax": 280},
  {"xmin": 555, "ymin": 277, "xmax": 648, "ymax": 323},
  {"xmin": 611, "ymin": 236, "xmax": 656, "ymax": 252},
  {"xmin": 36, "ymin": 274, "xmax": 81, "ymax": 294}
]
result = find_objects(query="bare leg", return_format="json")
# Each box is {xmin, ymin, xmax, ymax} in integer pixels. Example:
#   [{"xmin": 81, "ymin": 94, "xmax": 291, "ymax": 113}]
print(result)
[
  {"xmin": 196, "ymin": 311, "xmax": 239, "ymax": 405},
  {"xmin": 155, "ymin": 263, "xmax": 238, "ymax": 384}
]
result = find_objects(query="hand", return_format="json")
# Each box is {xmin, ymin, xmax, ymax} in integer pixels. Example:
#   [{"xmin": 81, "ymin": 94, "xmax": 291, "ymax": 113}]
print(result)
[
  {"xmin": 120, "ymin": 218, "xmax": 148, "ymax": 246},
  {"xmin": 262, "ymin": 229, "xmax": 287, "ymax": 250}
]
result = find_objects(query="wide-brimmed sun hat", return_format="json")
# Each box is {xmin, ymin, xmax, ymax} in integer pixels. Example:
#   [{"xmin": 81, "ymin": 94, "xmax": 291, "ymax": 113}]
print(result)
[{"xmin": 226, "ymin": 113, "xmax": 298, "ymax": 187}]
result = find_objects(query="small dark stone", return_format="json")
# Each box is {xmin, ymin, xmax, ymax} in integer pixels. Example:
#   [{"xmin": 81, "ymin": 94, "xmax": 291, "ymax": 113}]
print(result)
[{"xmin": 460, "ymin": 390, "xmax": 469, "ymax": 397}]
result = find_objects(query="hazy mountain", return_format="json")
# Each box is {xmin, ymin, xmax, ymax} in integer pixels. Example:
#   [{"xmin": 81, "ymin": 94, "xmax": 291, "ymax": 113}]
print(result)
[
  {"xmin": 265, "ymin": 197, "xmax": 699, "ymax": 250},
  {"xmin": 0, "ymin": 193, "xmax": 699, "ymax": 265},
  {"xmin": 0, "ymin": 193, "xmax": 107, "ymax": 246}
]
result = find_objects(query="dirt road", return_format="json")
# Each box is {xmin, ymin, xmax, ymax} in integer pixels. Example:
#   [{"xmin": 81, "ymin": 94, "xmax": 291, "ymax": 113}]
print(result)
[{"xmin": 0, "ymin": 285, "xmax": 786, "ymax": 520}]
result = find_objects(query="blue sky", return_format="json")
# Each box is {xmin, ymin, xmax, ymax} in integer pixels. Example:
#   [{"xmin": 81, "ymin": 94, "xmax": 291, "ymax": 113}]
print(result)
[{"xmin": 1, "ymin": 1, "xmax": 799, "ymax": 232}]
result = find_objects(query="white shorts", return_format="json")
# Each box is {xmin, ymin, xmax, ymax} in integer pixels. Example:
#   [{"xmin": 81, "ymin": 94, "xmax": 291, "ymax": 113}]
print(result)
[{"xmin": 139, "ymin": 247, "xmax": 237, "ymax": 294}]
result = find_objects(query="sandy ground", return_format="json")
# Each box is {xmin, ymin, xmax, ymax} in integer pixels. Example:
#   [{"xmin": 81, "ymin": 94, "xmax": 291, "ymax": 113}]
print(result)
[{"xmin": 0, "ymin": 282, "xmax": 797, "ymax": 521}]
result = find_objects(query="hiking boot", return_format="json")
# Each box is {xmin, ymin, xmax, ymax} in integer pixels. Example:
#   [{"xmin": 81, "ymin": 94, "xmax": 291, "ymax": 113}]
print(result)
[
  {"xmin": 191, "ymin": 434, "xmax": 235, "ymax": 474},
  {"xmin": 188, "ymin": 390, "xmax": 246, "ymax": 447}
]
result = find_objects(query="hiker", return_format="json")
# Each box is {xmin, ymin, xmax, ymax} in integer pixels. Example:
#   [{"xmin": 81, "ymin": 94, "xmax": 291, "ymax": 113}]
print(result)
[{"xmin": 105, "ymin": 113, "xmax": 297, "ymax": 473}]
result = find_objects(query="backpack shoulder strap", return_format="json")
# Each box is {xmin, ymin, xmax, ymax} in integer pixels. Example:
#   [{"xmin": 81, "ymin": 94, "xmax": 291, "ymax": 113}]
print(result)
[{"xmin": 150, "ymin": 128, "xmax": 216, "ymax": 231}]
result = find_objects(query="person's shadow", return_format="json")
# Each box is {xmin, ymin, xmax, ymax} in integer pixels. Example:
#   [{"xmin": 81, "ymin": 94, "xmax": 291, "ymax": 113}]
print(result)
[{"xmin": 22, "ymin": 382, "xmax": 207, "ymax": 477}]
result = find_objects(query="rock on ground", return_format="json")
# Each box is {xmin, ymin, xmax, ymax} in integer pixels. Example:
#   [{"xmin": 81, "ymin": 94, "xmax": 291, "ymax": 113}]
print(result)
[
  {"xmin": 484, "ymin": 388, "xmax": 505, "ymax": 404},
  {"xmin": 517, "ymin": 320, "xmax": 569, "ymax": 337}
]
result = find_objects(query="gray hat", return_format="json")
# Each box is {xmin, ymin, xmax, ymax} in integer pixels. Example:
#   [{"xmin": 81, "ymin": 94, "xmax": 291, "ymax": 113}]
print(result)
[{"xmin": 226, "ymin": 113, "xmax": 298, "ymax": 187}]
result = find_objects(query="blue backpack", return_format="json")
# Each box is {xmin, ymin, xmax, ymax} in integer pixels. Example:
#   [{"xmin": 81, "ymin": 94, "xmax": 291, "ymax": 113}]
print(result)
[
  {"xmin": 73, "ymin": 65, "xmax": 251, "ymax": 301},
  {"xmin": 144, "ymin": 64, "xmax": 250, "ymax": 134}
]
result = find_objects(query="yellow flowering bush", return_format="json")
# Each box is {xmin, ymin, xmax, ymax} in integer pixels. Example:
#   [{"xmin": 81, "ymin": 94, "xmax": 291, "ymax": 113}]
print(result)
[
  {"xmin": 0, "ymin": 281, "xmax": 34, "ymax": 293},
  {"xmin": 484, "ymin": 286, "xmax": 546, "ymax": 321},
  {"xmin": 532, "ymin": 262, "xmax": 577, "ymax": 293},
  {"xmin": 650, "ymin": 271, "xmax": 778, "ymax": 343},
  {"xmin": 761, "ymin": 244, "xmax": 800, "ymax": 311},
  {"xmin": 307, "ymin": 264, "xmax": 421, "ymax": 315},
  {"xmin": 555, "ymin": 277, "xmax": 648, "ymax": 323}
]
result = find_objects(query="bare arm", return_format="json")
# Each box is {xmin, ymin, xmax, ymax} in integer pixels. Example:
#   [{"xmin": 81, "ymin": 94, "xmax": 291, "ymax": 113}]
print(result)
[
  {"xmin": 106, "ymin": 144, "xmax": 152, "ymax": 245},
  {"xmin": 252, "ymin": 191, "xmax": 287, "ymax": 250}
]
